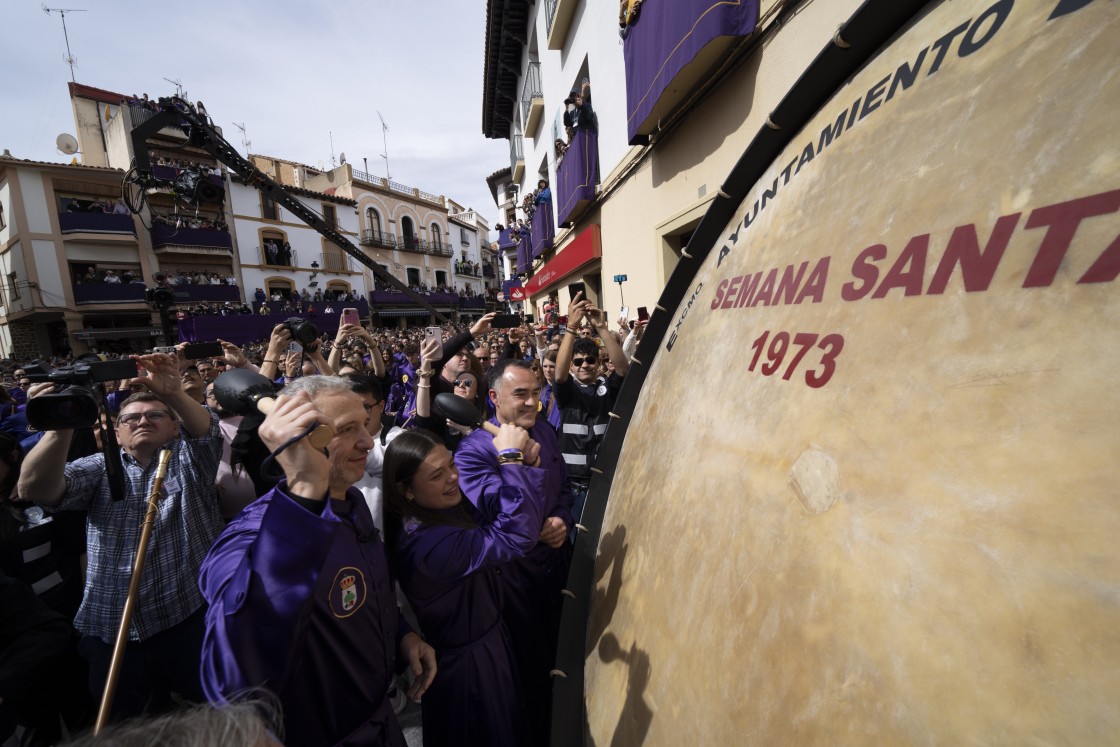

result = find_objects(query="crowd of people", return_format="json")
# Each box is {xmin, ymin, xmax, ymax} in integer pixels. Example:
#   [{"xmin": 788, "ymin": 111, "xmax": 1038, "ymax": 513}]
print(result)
[
  {"xmin": 63, "ymin": 198, "xmax": 131, "ymax": 216},
  {"xmin": 0, "ymin": 288, "xmax": 648, "ymax": 746}
]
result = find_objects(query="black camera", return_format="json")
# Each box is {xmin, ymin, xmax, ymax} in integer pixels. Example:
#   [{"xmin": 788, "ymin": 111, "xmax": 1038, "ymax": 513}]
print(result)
[
  {"xmin": 24, "ymin": 358, "xmax": 138, "ymax": 430},
  {"xmin": 283, "ymin": 317, "xmax": 319, "ymax": 346}
]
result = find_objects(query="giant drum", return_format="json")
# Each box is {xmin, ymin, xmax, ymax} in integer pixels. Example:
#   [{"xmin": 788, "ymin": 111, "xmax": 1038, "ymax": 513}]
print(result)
[{"xmin": 575, "ymin": 0, "xmax": 1120, "ymax": 744}]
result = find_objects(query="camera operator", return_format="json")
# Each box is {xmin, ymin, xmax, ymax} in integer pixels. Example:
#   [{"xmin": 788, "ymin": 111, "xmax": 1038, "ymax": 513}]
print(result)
[{"xmin": 16, "ymin": 352, "xmax": 225, "ymax": 722}]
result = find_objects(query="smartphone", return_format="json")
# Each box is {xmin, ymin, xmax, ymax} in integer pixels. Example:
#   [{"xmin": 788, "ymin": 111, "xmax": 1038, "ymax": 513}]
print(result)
[
  {"xmin": 341, "ymin": 307, "xmax": 359, "ymax": 326},
  {"xmin": 98, "ymin": 359, "xmax": 140, "ymax": 380},
  {"xmin": 152, "ymin": 345, "xmax": 177, "ymax": 355},
  {"xmin": 568, "ymin": 282, "xmax": 586, "ymax": 301},
  {"xmin": 423, "ymin": 326, "xmax": 441, "ymax": 348},
  {"xmin": 492, "ymin": 314, "xmax": 522, "ymax": 329},
  {"xmin": 637, "ymin": 306, "xmax": 649, "ymax": 322},
  {"xmin": 619, "ymin": 306, "xmax": 629, "ymax": 321},
  {"xmin": 183, "ymin": 341, "xmax": 223, "ymax": 359},
  {"xmin": 288, "ymin": 341, "xmax": 303, "ymax": 354},
  {"xmin": 523, "ymin": 313, "xmax": 534, "ymax": 324}
]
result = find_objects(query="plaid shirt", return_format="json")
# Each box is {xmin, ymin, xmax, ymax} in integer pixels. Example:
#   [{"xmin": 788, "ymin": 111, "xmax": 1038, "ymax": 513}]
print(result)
[{"xmin": 59, "ymin": 413, "xmax": 224, "ymax": 642}]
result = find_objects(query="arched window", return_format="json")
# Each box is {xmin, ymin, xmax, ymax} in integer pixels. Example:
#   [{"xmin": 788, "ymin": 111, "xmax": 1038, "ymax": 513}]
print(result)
[
  {"xmin": 366, "ymin": 208, "xmax": 381, "ymax": 238},
  {"xmin": 430, "ymin": 223, "xmax": 442, "ymax": 248},
  {"xmin": 260, "ymin": 229, "xmax": 289, "ymax": 266},
  {"xmin": 401, "ymin": 216, "xmax": 416, "ymax": 250}
]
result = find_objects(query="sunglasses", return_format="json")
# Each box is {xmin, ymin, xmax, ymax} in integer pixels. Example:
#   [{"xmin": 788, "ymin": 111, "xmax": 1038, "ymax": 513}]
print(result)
[
  {"xmin": 572, "ymin": 357, "xmax": 598, "ymax": 367},
  {"xmin": 453, "ymin": 379, "xmax": 476, "ymax": 388},
  {"xmin": 118, "ymin": 410, "xmax": 172, "ymax": 427}
]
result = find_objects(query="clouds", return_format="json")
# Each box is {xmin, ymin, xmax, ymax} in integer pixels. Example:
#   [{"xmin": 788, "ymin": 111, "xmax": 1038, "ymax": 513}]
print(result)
[{"xmin": 0, "ymin": 0, "xmax": 507, "ymax": 221}]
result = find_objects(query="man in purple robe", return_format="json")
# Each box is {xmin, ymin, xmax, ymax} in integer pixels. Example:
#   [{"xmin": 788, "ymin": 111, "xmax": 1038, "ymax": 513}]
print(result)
[
  {"xmin": 456, "ymin": 359, "xmax": 574, "ymax": 743},
  {"xmin": 198, "ymin": 376, "xmax": 436, "ymax": 747}
]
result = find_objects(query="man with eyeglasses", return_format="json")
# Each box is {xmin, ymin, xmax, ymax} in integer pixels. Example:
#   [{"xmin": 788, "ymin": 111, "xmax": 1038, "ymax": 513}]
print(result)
[
  {"xmin": 17, "ymin": 351, "xmax": 224, "ymax": 722},
  {"xmin": 554, "ymin": 292, "xmax": 629, "ymax": 531}
]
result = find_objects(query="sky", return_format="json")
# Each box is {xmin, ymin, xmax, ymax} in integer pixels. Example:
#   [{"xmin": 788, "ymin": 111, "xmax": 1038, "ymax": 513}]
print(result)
[{"xmin": 0, "ymin": 0, "xmax": 509, "ymax": 228}]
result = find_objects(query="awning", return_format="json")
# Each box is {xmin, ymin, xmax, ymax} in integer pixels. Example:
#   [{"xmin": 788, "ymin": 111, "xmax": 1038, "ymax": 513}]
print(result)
[
  {"xmin": 524, "ymin": 224, "xmax": 602, "ymax": 296},
  {"xmin": 73, "ymin": 326, "xmax": 164, "ymax": 340}
]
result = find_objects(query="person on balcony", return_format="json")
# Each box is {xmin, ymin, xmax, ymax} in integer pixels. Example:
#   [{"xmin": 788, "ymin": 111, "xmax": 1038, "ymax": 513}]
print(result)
[
  {"xmin": 534, "ymin": 180, "xmax": 552, "ymax": 208},
  {"xmin": 279, "ymin": 242, "xmax": 292, "ymax": 266},
  {"xmin": 563, "ymin": 79, "xmax": 597, "ymax": 135}
]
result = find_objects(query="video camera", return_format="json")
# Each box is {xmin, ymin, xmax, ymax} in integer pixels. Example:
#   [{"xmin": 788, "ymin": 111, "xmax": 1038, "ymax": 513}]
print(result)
[
  {"xmin": 23, "ymin": 358, "xmax": 138, "ymax": 431},
  {"xmin": 283, "ymin": 317, "xmax": 319, "ymax": 346}
]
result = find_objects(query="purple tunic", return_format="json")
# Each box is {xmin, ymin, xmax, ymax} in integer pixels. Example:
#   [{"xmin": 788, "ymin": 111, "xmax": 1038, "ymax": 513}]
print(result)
[
  {"xmin": 199, "ymin": 484, "xmax": 407, "ymax": 747},
  {"xmin": 395, "ymin": 464, "xmax": 548, "ymax": 747},
  {"xmin": 456, "ymin": 421, "xmax": 574, "ymax": 742}
]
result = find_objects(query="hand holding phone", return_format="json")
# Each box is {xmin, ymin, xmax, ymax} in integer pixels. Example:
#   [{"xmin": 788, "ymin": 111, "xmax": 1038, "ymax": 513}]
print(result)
[
  {"xmin": 568, "ymin": 282, "xmax": 586, "ymax": 302},
  {"xmin": 637, "ymin": 306, "xmax": 649, "ymax": 322},
  {"xmin": 183, "ymin": 341, "xmax": 224, "ymax": 360},
  {"xmin": 341, "ymin": 307, "xmax": 359, "ymax": 326}
]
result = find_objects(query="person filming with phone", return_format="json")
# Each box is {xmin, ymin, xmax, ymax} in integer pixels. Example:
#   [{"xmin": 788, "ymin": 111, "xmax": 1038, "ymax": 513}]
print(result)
[
  {"xmin": 15, "ymin": 351, "xmax": 225, "ymax": 723},
  {"xmin": 554, "ymin": 291, "xmax": 629, "ymax": 531}
]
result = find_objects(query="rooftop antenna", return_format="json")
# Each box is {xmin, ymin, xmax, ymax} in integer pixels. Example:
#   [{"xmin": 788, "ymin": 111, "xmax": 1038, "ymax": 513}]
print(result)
[
  {"xmin": 162, "ymin": 77, "xmax": 184, "ymax": 98},
  {"xmin": 329, "ymin": 131, "xmax": 336, "ymax": 168},
  {"xmin": 377, "ymin": 111, "xmax": 391, "ymax": 180},
  {"xmin": 232, "ymin": 122, "xmax": 251, "ymax": 154},
  {"xmin": 42, "ymin": 4, "xmax": 86, "ymax": 84}
]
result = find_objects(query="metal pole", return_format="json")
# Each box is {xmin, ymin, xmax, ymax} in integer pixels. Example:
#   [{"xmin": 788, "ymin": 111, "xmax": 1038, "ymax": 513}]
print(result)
[{"xmin": 94, "ymin": 448, "xmax": 173, "ymax": 733}]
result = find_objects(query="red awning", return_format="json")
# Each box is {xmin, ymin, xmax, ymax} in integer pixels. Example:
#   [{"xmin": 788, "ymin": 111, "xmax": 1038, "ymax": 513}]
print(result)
[{"xmin": 523, "ymin": 224, "xmax": 602, "ymax": 296}]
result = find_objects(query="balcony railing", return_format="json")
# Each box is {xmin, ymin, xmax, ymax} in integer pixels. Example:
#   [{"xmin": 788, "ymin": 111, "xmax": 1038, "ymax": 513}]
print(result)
[
  {"xmin": 545, "ymin": 0, "xmax": 559, "ymax": 39},
  {"xmin": 59, "ymin": 211, "xmax": 137, "ymax": 236},
  {"xmin": 150, "ymin": 224, "xmax": 233, "ymax": 251},
  {"xmin": 396, "ymin": 236, "xmax": 454, "ymax": 258},
  {"xmin": 320, "ymin": 252, "xmax": 351, "ymax": 272},
  {"xmin": 73, "ymin": 282, "xmax": 148, "ymax": 305},
  {"xmin": 521, "ymin": 62, "xmax": 544, "ymax": 133},
  {"xmin": 257, "ymin": 244, "xmax": 299, "ymax": 266},
  {"xmin": 455, "ymin": 263, "xmax": 482, "ymax": 278},
  {"xmin": 510, "ymin": 134, "xmax": 525, "ymax": 182},
  {"xmin": 361, "ymin": 229, "xmax": 397, "ymax": 250},
  {"xmin": 352, "ymin": 170, "xmax": 444, "ymax": 205},
  {"xmin": 483, "ymin": 265, "xmax": 495, "ymax": 278}
]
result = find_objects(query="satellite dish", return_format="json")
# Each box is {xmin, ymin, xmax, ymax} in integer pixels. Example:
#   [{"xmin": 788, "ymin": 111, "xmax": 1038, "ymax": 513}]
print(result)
[
  {"xmin": 316, "ymin": 160, "xmax": 325, "ymax": 171},
  {"xmin": 56, "ymin": 133, "xmax": 79, "ymax": 155},
  {"xmin": 339, "ymin": 152, "xmax": 347, "ymax": 165}
]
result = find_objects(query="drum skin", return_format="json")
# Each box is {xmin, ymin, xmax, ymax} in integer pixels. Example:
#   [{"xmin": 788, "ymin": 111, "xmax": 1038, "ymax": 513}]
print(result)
[{"xmin": 584, "ymin": 1, "xmax": 1120, "ymax": 744}]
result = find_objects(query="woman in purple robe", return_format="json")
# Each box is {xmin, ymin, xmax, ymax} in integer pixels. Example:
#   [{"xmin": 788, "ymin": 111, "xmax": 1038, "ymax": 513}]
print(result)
[{"xmin": 383, "ymin": 427, "xmax": 547, "ymax": 747}]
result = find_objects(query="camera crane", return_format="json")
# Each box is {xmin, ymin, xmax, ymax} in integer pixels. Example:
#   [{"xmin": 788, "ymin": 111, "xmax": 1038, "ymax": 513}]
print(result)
[{"xmin": 125, "ymin": 96, "xmax": 448, "ymax": 322}]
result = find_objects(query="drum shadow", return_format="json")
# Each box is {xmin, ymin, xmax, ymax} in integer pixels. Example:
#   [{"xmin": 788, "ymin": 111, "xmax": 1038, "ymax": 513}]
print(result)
[
  {"xmin": 596, "ymin": 632, "xmax": 653, "ymax": 747},
  {"xmin": 586, "ymin": 524, "xmax": 628, "ymax": 653}
]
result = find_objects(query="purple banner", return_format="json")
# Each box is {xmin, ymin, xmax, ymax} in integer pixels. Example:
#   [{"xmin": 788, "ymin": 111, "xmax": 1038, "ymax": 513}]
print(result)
[
  {"xmin": 516, "ymin": 232, "xmax": 531, "ymax": 275},
  {"xmin": 624, "ymin": 0, "xmax": 759, "ymax": 144},
  {"xmin": 59, "ymin": 211, "xmax": 136, "ymax": 235},
  {"xmin": 498, "ymin": 228, "xmax": 517, "ymax": 249},
  {"xmin": 531, "ymin": 200, "xmax": 554, "ymax": 259},
  {"xmin": 370, "ymin": 291, "xmax": 459, "ymax": 305},
  {"xmin": 460, "ymin": 297, "xmax": 486, "ymax": 310},
  {"xmin": 177, "ymin": 312, "xmax": 348, "ymax": 345},
  {"xmin": 501, "ymin": 279, "xmax": 522, "ymax": 297},
  {"xmin": 556, "ymin": 129, "xmax": 599, "ymax": 227},
  {"xmin": 73, "ymin": 283, "xmax": 147, "ymax": 304},
  {"xmin": 151, "ymin": 224, "xmax": 233, "ymax": 250}
]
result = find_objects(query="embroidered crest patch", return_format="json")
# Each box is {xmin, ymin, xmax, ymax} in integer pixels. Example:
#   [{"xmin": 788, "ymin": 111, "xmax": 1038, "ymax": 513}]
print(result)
[{"xmin": 329, "ymin": 567, "xmax": 366, "ymax": 618}]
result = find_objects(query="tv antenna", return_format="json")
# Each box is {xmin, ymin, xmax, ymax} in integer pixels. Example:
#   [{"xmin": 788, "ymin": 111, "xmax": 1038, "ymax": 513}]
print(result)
[
  {"xmin": 232, "ymin": 122, "xmax": 251, "ymax": 154},
  {"xmin": 377, "ymin": 111, "xmax": 391, "ymax": 180},
  {"xmin": 329, "ymin": 130, "xmax": 336, "ymax": 168},
  {"xmin": 162, "ymin": 77, "xmax": 185, "ymax": 98},
  {"xmin": 42, "ymin": 5, "xmax": 86, "ymax": 84}
]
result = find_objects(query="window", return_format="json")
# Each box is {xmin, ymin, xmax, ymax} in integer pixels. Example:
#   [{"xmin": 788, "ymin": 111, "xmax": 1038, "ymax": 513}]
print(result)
[
  {"xmin": 366, "ymin": 208, "xmax": 382, "ymax": 237},
  {"xmin": 430, "ymin": 223, "xmax": 442, "ymax": 248},
  {"xmin": 261, "ymin": 230, "xmax": 288, "ymax": 266},
  {"xmin": 267, "ymin": 278, "xmax": 294, "ymax": 298},
  {"xmin": 8, "ymin": 273, "xmax": 19, "ymax": 300},
  {"xmin": 261, "ymin": 192, "xmax": 280, "ymax": 221},
  {"xmin": 406, "ymin": 267, "xmax": 421, "ymax": 286},
  {"xmin": 401, "ymin": 216, "xmax": 416, "ymax": 250},
  {"xmin": 435, "ymin": 270, "xmax": 447, "ymax": 287},
  {"xmin": 0, "ymin": 202, "xmax": 6, "ymax": 229},
  {"xmin": 322, "ymin": 204, "xmax": 337, "ymax": 229},
  {"xmin": 460, "ymin": 227, "xmax": 471, "ymax": 246}
]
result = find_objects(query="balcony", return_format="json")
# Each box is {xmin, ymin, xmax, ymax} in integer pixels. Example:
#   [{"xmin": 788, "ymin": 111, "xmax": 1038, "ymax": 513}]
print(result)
[
  {"xmin": 150, "ymin": 224, "xmax": 232, "ymax": 254},
  {"xmin": 623, "ymin": 0, "xmax": 760, "ymax": 144},
  {"xmin": 361, "ymin": 229, "xmax": 397, "ymax": 250},
  {"xmin": 530, "ymin": 200, "xmax": 555, "ymax": 259},
  {"xmin": 398, "ymin": 236, "xmax": 454, "ymax": 258},
  {"xmin": 455, "ymin": 262, "xmax": 482, "ymax": 278},
  {"xmin": 483, "ymin": 265, "xmax": 496, "ymax": 279},
  {"xmin": 546, "ymin": 0, "xmax": 578, "ymax": 50},
  {"xmin": 556, "ymin": 129, "xmax": 599, "ymax": 227},
  {"xmin": 73, "ymin": 282, "xmax": 147, "ymax": 305},
  {"xmin": 59, "ymin": 211, "xmax": 137, "ymax": 237},
  {"xmin": 521, "ymin": 62, "xmax": 544, "ymax": 136},
  {"xmin": 510, "ymin": 135, "xmax": 524, "ymax": 183}
]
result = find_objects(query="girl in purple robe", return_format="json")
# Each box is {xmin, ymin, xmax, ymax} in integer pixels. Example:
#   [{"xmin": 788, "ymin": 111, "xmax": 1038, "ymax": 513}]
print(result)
[{"xmin": 383, "ymin": 427, "xmax": 547, "ymax": 747}]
